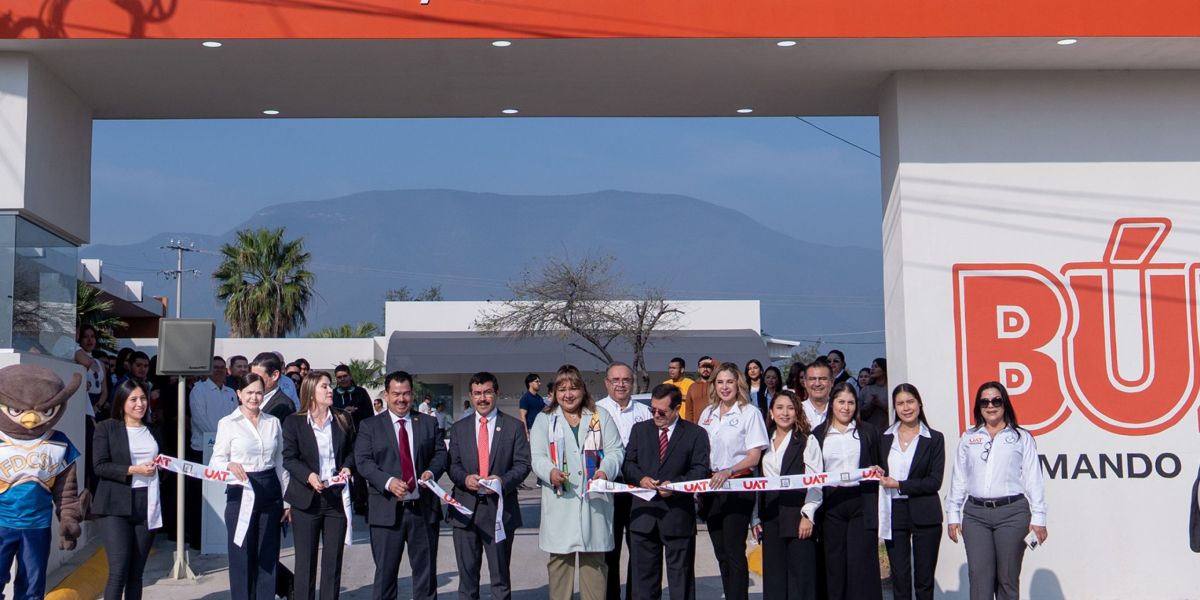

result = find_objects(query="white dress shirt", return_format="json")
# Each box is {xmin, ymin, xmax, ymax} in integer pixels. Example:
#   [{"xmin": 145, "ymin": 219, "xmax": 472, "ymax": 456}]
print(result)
[
  {"xmin": 597, "ymin": 396, "xmax": 653, "ymax": 446},
  {"xmin": 885, "ymin": 421, "xmax": 931, "ymax": 500},
  {"xmin": 189, "ymin": 378, "xmax": 238, "ymax": 451},
  {"xmin": 802, "ymin": 400, "xmax": 828, "ymax": 430},
  {"xmin": 308, "ymin": 413, "xmax": 338, "ymax": 480},
  {"xmin": 386, "ymin": 410, "xmax": 421, "ymax": 501},
  {"xmin": 822, "ymin": 420, "xmax": 861, "ymax": 485},
  {"xmin": 210, "ymin": 407, "xmax": 289, "ymax": 496},
  {"xmin": 946, "ymin": 425, "xmax": 1047, "ymax": 527},
  {"xmin": 763, "ymin": 431, "xmax": 824, "ymax": 521},
  {"xmin": 699, "ymin": 402, "xmax": 769, "ymax": 471}
]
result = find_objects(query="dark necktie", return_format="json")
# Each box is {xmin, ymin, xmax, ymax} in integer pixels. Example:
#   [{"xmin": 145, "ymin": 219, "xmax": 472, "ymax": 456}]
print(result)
[
  {"xmin": 659, "ymin": 427, "xmax": 669, "ymax": 462},
  {"xmin": 397, "ymin": 418, "xmax": 417, "ymax": 490}
]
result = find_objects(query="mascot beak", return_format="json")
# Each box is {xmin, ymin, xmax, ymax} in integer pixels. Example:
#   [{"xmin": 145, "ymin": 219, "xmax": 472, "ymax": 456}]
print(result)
[{"xmin": 18, "ymin": 411, "xmax": 42, "ymax": 430}]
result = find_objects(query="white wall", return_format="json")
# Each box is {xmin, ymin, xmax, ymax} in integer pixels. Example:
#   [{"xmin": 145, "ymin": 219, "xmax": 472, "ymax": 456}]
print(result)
[
  {"xmin": 212, "ymin": 337, "xmax": 385, "ymax": 371},
  {"xmin": 880, "ymin": 70, "xmax": 1200, "ymax": 599},
  {"xmin": 385, "ymin": 300, "xmax": 761, "ymax": 334}
]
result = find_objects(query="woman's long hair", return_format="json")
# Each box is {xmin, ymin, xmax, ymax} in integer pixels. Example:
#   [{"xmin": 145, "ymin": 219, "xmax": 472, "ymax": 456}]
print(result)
[
  {"xmin": 708, "ymin": 362, "xmax": 750, "ymax": 408},
  {"xmin": 819, "ymin": 382, "xmax": 862, "ymax": 444},
  {"xmin": 891, "ymin": 382, "xmax": 930, "ymax": 428},
  {"xmin": 298, "ymin": 371, "xmax": 352, "ymax": 432},
  {"xmin": 744, "ymin": 359, "xmax": 764, "ymax": 389},
  {"xmin": 763, "ymin": 366, "xmax": 784, "ymax": 396},
  {"xmin": 767, "ymin": 390, "xmax": 811, "ymax": 440},
  {"xmin": 545, "ymin": 364, "xmax": 595, "ymax": 413},
  {"xmin": 110, "ymin": 378, "xmax": 151, "ymax": 423},
  {"xmin": 971, "ymin": 381, "xmax": 1022, "ymax": 437}
]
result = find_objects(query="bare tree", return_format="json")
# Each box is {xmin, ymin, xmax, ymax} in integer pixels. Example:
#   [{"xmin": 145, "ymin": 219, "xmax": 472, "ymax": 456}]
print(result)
[{"xmin": 474, "ymin": 255, "xmax": 681, "ymax": 392}]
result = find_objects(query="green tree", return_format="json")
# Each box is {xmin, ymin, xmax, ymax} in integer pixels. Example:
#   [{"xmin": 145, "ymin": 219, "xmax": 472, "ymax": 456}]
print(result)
[
  {"xmin": 347, "ymin": 358, "xmax": 385, "ymax": 389},
  {"xmin": 213, "ymin": 228, "xmax": 315, "ymax": 338},
  {"xmin": 76, "ymin": 280, "xmax": 127, "ymax": 349},
  {"xmin": 307, "ymin": 322, "xmax": 382, "ymax": 338},
  {"xmin": 385, "ymin": 285, "xmax": 444, "ymax": 302}
]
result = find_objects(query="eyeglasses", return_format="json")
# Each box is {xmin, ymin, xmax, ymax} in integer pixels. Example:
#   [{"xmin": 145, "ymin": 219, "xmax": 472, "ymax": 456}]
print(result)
[
  {"xmin": 650, "ymin": 408, "xmax": 673, "ymax": 417},
  {"xmin": 982, "ymin": 440, "xmax": 993, "ymax": 462},
  {"xmin": 607, "ymin": 378, "xmax": 633, "ymax": 386},
  {"xmin": 977, "ymin": 398, "xmax": 1004, "ymax": 408},
  {"xmin": 471, "ymin": 390, "xmax": 497, "ymax": 399}
]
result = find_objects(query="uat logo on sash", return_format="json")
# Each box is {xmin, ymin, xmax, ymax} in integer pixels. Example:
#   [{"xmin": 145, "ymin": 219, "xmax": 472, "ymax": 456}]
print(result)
[{"xmin": 953, "ymin": 217, "xmax": 1200, "ymax": 437}]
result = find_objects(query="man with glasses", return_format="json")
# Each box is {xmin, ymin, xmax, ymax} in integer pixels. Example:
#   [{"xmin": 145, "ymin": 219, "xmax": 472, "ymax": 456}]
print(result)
[
  {"xmin": 682, "ymin": 356, "xmax": 717, "ymax": 423},
  {"xmin": 802, "ymin": 359, "xmax": 834, "ymax": 429},
  {"xmin": 187, "ymin": 355, "xmax": 237, "ymax": 548},
  {"xmin": 597, "ymin": 362, "xmax": 653, "ymax": 600},
  {"xmin": 448, "ymin": 372, "xmax": 532, "ymax": 600},
  {"xmin": 624, "ymin": 383, "xmax": 711, "ymax": 600}
]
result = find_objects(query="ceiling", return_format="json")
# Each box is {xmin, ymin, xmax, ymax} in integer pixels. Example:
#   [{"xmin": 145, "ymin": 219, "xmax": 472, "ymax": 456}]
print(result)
[{"xmin": 2, "ymin": 37, "xmax": 1199, "ymax": 119}]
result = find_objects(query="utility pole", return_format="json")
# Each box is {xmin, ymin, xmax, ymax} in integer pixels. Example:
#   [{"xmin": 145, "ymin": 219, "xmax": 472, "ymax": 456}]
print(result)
[{"xmin": 161, "ymin": 240, "xmax": 199, "ymax": 580}]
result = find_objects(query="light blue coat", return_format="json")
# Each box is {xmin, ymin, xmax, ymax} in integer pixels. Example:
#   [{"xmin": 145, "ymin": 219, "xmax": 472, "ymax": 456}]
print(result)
[{"xmin": 530, "ymin": 405, "xmax": 625, "ymax": 554}]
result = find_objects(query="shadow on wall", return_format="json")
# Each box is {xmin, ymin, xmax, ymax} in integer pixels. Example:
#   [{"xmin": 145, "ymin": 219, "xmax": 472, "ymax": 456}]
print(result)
[
  {"xmin": 934, "ymin": 565, "xmax": 1064, "ymax": 600},
  {"xmin": 1, "ymin": 0, "xmax": 179, "ymax": 38}
]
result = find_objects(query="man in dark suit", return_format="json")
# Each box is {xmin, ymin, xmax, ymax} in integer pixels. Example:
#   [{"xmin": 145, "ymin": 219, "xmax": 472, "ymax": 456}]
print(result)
[
  {"xmin": 354, "ymin": 371, "xmax": 448, "ymax": 600},
  {"xmin": 448, "ymin": 372, "xmax": 531, "ymax": 600},
  {"xmin": 623, "ymin": 383, "xmax": 711, "ymax": 600},
  {"xmin": 250, "ymin": 352, "xmax": 295, "ymax": 421}
]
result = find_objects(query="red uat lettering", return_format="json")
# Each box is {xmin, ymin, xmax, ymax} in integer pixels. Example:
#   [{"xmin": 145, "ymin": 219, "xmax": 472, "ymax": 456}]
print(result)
[
  {"xmin": 742, "ymin": 480, "xmax": 768, "ymax": 490},
  {"xmin": 683, "ymin": 482, "xmax": 707, "ymax": 493},
  {"xmin": 205, "ymin": 469, "xmax": 228, "ymax": 481},
  {"xmin": 803, "ymin": 474, "xmax": 826, "ymax": 486}
]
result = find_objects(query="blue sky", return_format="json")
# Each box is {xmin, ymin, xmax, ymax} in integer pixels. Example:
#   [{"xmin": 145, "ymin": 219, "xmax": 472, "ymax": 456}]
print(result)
[{"xmin": 90, "ymin": 117, "xmax": 882, "ymax": 247}]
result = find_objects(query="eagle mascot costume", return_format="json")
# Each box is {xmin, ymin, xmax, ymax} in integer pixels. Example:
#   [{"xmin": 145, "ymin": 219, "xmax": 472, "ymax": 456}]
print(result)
[{"xmin": 0, "ymin": 364, "xmax": 83, "ymax": 599}]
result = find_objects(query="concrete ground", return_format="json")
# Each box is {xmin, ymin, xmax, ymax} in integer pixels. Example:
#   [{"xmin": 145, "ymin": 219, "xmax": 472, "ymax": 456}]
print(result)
[{"xmin": 138, "ymin": 477, "xmax": 891, "ymax": 599}]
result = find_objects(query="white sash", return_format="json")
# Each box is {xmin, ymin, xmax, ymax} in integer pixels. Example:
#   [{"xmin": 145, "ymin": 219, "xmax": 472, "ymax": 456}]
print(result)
[
  {"xmin": 587, "ymin": 467, "xmax": 882, "ymax": 500},
  {"xmin": 153, "ymin": 454, "xmax": 255, "ymax": 547},
  {"xmin": 321, "ymin": 473, "xmax": 354, "ymax": 545},
  {"xmin": 480, "ymin": 478, "xmax": 506, "ymax": 543},
  {"xmin": 419, "ymin": 478, "xmax": 473, "ymax": 516}
]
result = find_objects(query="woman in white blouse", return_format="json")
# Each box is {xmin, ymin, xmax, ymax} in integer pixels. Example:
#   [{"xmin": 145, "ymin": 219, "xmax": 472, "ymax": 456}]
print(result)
[
  {"xmin": 753, "ymin": 390, "xmax": 823, "ymax": 600},
  {"xmin": 946, "ymin": 382, "xmax": 1047, "ymax": 600},
  {"xmin": 812, "ymin": 382, "xmax": 884, "ymax": 600},
  {"xmin": 211, "ymin": 372, "xmax": 289, "ymax": 600},
  {"xmin": 698, "ymin": 362, "xmax": 769, "ymax": 600}
]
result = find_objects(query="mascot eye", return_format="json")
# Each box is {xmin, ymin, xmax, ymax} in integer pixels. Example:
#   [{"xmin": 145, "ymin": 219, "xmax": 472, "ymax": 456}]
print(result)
[
  {"xmin": 42, "ymin": 407, "xmax": 57, "ymax": 418},
  {"xmin": 5, "ymin": 407, "xmax": 20, "ymax": 417}
]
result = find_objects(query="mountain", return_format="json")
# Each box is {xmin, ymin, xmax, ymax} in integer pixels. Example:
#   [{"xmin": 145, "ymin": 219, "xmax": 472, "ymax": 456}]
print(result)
[{"xmin": 81, "ymin": 189, "xmax": 884, "ymax": 364}]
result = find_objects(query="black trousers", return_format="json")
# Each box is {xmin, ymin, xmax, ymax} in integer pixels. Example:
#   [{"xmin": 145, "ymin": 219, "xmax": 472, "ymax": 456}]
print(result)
[
  {"xmin": 628, "ymin": 522, "xmax": 695, "ymax": 600},
  {"xmin": 605, "ymin": 492, "xmax": 634, "ymax": 600},
  {"xmin": 292, "ymin": 490, "xmax": 349, "ymax": 600},
  {"xmin": 226, "ymin": 471, "xmax": 284, "ymax": 600},
  {"xmin": 99, "ymin": 488, "xmax": 156, "ymax": 600},
  {"xmin": 370, "ymin": 502, "xmax": 438, "ymax": 600},
  {"xmin": 452, "ymin": 512, "xmax": 514, "ymax": 600},
  {"xmin": 885, "ymin": 500, "xmax": 940, "ymax": 600},
  {"xmin": 184, "ymin": 446, "xmax": 204, "ymax": 550},
  {"xmin": 820, "ymin": 488, "xmax": 881, "ymax": 600},
  {"xmin": 761, "ymin": 517, "xmax": 818, "ymax": 600},
  {"xmin": 701, "ymin": 491, "xmax": 755, "ymax": 600}
]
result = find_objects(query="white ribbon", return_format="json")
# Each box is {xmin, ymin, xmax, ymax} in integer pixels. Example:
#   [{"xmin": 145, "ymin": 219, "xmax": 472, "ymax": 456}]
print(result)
[
  {"xmin": 587, "ymin": 467, "xmax": 882, "ymax": 499},
  {"xmin": 153, "ymin": 454, "xmax": 255, "ymax": 547},
  {"xmin": 879, "ymin": 487, "xmax": 899, "ymax": 541},
  {"xmin": 321, "ymin": 473, "xmax": 354, "ymax": 546},
  {"xmin": 144, "ymin": 471, "xmax": 163, "ymax": 530},
  {"xmin": 480, "ymin": 478, "xmax": 506, "ymax": 543},
  {"xmin": 420, "ymin": 479, "xmax": 473, "ymax": 516}
]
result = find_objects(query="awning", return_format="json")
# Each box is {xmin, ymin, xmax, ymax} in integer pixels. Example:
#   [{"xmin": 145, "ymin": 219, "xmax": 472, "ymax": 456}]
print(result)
[{"xmin": 386, "ymin": 329, "xmax": 770, "ymax": 375}]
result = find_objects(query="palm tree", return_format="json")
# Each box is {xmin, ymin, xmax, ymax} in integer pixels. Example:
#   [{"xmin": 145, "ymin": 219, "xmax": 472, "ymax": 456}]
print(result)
[
  {"xmin": 347, "ymin": 358, "xmax": 385, "ymax": 389},
  {"xmin": 76, "ymin": 280, "xmax": 127, "ymax": 349},
  {"xmin": 213, "ymin": 228, "xmax": 315, "ymax": 338},
  {"xmin": 307, "ymin": 322, "xmax": 382, "ymax": 338}
]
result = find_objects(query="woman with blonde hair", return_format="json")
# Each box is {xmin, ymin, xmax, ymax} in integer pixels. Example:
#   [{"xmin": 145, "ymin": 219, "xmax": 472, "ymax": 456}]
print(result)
[
  {"xmin": 697, "ymin": 362, "xmax": 769, "ymax": 600},
  {"xmin": 531, "ymin": 365, "xmax": 625, "ymax": 600},
  {"xmin": 282, "ymin": 372, "xmax": 356, "ymax": 600}
]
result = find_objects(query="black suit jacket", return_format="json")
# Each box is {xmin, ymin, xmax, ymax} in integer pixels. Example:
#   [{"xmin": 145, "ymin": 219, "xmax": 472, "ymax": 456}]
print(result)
[
  {"xmin": 880, "ymin": 427, "xmax": 946, "ymax": 527},
  {"xmin": 622, "ymin": 418, "xmax": 711, "ymax": 538},
  {"xmin": 751, "ymin": 390, "xmax": 771, "ymax": 423},
  {"xmin": 812, "ymin": 420, "xmax": 884, "ymax": 529},
  {"xmin": 758, "ymin": 432, "xmax": 813, "ymax": 538},
  {"xmin": 447, "ymin": 411, "xmax": 531, "ymax": 534},
  {"xmin": 1189, "ymin": 466, "xmax": 1200, "ymax": 553},
  {"xmin": 353, "ymin": 410, "xmax": 448, "ymax": 526},
  {"xmin": 281, "ymin": 410, "xmax": 357, "ymax": 511},
  {"xmin": 93, "ymin": 418, "xmax": 161, "ymax": 517},
  {"xmin": 263, "ymin": 388, "xmax": 295, "ymax": 422}
]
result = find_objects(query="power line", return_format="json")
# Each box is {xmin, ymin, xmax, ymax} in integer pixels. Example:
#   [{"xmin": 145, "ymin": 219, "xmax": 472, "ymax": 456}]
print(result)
[{"xmin": 793, "ymin": 117, "xmax": 880, "ymax": 159}]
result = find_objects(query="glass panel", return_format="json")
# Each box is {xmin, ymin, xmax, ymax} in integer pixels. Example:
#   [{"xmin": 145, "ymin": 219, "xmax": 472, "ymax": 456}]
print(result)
[
  {"xmin": 0, "ymin": 216, "xmax": 15, "ymax": 349},
  {"xmin": 9, "ymin": 217, "xmax": 78, "ymax": 359}
]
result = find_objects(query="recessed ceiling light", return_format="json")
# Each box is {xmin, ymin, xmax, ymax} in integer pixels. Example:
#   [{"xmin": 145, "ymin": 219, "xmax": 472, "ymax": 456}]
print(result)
[
  {"xmin": 776, "ymin": 40, "xmax": 797, "ymax": 47},
  {"xmin": 492, "ymin": 40, "xmax": 512, "ymax": 47},
  {"xmin": 736, "ymin": 108, "xmax": 754, "ymax": 114},
  {"xmin": 1057, "ymin": 38, "xmax": 1078, "ymax": 46},
  {"xmin": 501, "ymin": 108, "xmax": 519, "ymax": 115},
  {"xmin": 262, "ymin": 109, "xmax": 280, "ymax": 116},
  {"xmin": 201, "ymin": 41, "xmax": 223, "ymax": 48}
]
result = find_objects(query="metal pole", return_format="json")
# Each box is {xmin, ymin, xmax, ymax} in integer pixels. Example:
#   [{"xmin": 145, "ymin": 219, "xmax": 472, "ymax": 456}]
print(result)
[{"xmin": 169, "ymin": 244, "xmax": 196, "ymax": 580}]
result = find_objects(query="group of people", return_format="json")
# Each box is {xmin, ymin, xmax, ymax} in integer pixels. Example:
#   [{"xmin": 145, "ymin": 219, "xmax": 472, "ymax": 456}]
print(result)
[{"xmin": 76, "ymin": 327, "xmax": 1048, "ymax": 600}]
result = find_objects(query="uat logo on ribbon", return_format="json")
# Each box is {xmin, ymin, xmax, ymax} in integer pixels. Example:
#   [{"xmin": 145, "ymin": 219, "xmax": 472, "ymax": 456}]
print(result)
[{"xmin": 953, "ymin": 217, "xmax": 1200, "ymax": 436}]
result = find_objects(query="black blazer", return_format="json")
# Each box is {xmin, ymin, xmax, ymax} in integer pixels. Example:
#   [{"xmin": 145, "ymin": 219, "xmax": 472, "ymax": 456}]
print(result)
[
  {"xmin": 758, "ymin": 431, "xmax": 814, "ymax": 538},
  {"xmin": 622, "ymin": 418, "xmax": 711, "ymax": 538},
  {"xmin": 812, "ymin": 420, "xmax": 884, "ymax": 529},
  {"xmin": 1189, "ymin": 466, "xmax": 1200, "ymax": 553},
  {"xmin": 353, "ymin": 410, "xmax": 448, "ymax": 526},
  {"xmin": 447, "ymin": 411, "xmax": 532, "ymax": 534},
  {"xmin": 281, "ymin": 410, "xmax": 356, "ymax": 511},
  {"xmin": 92, "ymin": 418, "xmax": 161, "ymax": 517},
  {"xmin": 880, "ymin": 426, "xmax": 946, "ymax": 527},
  {"xmin": 263, "ymin": 388, "xmax": 295, "ymax": 422}
]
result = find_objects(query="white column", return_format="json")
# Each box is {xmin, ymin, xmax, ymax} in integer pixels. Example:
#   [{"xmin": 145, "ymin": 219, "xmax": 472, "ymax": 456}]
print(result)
[{"xmin": 880, "ymin": 71, "xmax": 1200, "ymax": 599}]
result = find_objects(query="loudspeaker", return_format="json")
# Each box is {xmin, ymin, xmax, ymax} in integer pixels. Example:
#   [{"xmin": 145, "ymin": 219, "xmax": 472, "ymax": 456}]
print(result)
[{"xmin": 156, "ymin": 319, "xmax": 216, "ymax": 375}]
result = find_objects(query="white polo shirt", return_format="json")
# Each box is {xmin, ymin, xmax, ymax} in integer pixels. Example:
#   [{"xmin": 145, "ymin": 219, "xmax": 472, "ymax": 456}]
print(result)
[
  {"xmin": 596, "ymin": 396, "xmax": 652, "ymax": 446},
  {"xmin": 698, "ymin": 402, "xmax": 769, "ymax": 471}
]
